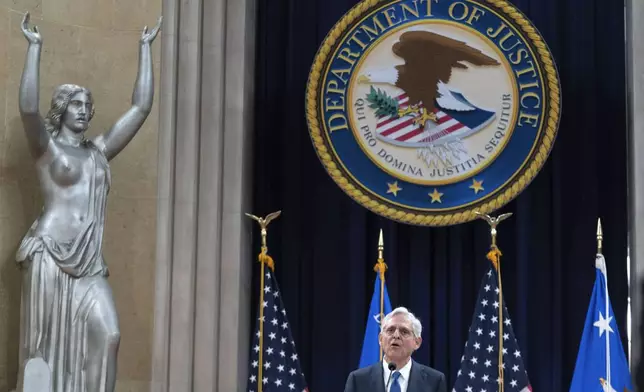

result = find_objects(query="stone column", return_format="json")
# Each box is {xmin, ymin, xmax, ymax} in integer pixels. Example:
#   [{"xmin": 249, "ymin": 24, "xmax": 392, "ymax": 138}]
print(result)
[
  {"xmin": 150, "ymin": 0, "xmax": 256, "ymax": 390},
  {"xmin": 627, "ymin": 0, "xmax": 644, "ymax": 389}
]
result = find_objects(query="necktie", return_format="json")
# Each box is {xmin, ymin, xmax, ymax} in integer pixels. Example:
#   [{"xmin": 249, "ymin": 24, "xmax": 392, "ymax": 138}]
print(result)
[{"xmin": 390, "ymin": 370, "xmax": 402, "ymax": 392}]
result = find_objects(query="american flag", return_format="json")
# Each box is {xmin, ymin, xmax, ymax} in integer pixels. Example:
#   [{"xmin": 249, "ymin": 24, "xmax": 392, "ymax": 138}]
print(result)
[
  {"xmin": 452, "ymin": 268, "xmax": 532, "ymax": 392},
  {"xmin": 246, "ymin": 264, "xmax": 309, "ymax": 392},
  {"xmin": 375, "ymin": 93, "xmax": 471, "ymax": 146}
]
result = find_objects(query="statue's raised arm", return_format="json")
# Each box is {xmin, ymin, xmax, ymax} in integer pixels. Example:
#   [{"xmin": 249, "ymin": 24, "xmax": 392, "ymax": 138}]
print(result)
[
  {"xmin": 95, "ymin": 17, "xmax": 162, "ymax": 161},
  {"xmin": 19, "ymin": 12, "xmax": 50, "ymax": 159}
]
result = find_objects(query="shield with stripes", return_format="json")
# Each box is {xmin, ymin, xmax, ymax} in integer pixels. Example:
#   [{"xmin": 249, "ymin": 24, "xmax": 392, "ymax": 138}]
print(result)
[{"xmin": 375, "ymin": 92, "xmax": 496, "ymax": 148}]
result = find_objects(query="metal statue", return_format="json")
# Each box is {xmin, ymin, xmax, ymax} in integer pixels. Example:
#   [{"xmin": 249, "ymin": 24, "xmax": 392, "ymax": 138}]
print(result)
[{"xmin": 15, "ymin": 12, "xmax": 162, "ymax": 391}]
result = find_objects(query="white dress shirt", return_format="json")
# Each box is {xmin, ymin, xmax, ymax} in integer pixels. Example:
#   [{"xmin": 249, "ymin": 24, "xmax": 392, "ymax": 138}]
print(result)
[{"xmin": 382, "ymin": 358, "xmax": 412, "ymax": 392}]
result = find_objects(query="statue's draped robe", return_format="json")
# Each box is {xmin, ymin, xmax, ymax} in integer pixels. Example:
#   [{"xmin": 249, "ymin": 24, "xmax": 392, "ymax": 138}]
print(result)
[{"xmin": 16, "ymin": 143, "xmax": 112, "ymax": 392}]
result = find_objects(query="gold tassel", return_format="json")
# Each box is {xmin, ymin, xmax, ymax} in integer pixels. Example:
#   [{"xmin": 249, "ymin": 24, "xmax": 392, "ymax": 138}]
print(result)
[
  {"xmin": 259, "ymin": 247, "xmax": 275, "ymax": 271},
  {"xmin": 373, "ymin": 259, "xmax": 387, "ymax": 278},
  {"xmin": 486, "ymin": 246, "xmax": 502, "ymax": 270}
]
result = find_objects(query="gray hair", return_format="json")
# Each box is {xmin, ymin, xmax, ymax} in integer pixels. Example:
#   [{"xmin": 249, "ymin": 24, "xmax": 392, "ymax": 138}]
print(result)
[{"xmin": 381, "ymin": 307, "xmax": 422, "ymax": 337}]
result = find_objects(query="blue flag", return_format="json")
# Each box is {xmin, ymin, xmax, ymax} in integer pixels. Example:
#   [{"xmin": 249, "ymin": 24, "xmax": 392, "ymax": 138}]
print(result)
[
  {"xmin": 358, "ymin": 272, "xmax": 392, "ymax": 368},
  {"xmin": 569, "ymin": 254, "xmax": 632, "ymax": 392}
]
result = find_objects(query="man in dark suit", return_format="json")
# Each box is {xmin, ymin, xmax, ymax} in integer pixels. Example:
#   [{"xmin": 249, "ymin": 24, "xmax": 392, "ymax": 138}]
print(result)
[{"xmin": 343, "ymin": 307, "xmax": 447, "ymax": 392}]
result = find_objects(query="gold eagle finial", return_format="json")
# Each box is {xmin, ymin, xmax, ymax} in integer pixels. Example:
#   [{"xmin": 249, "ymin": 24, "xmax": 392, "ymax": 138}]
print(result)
[
  {"xmin": 245, "ymin": 211, "xmax": 282, "ymax": 250},
  {"xmin": 475, "ymin": 211, "xmax": 512, "ymax": 248}
]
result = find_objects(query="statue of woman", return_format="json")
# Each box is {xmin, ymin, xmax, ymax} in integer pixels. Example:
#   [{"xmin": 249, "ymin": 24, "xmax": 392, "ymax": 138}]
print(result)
[{"xmin": 15, "ymin": 12, "xmax": 161, "ymax": 391}]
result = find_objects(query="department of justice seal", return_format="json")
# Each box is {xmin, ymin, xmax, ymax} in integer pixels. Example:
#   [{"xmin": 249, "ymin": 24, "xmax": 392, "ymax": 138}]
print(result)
[{"xmin": 305, "ymin": 0, "xmax": 561, "ymax": 226}]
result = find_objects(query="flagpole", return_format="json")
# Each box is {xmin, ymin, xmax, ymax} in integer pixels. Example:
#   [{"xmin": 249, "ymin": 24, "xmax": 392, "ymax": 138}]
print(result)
[
  {"xmin": 476, "ymin": 211, "xmax": 512, "ymax": 392},
  {"xmin": 597, "ymin": 218, "xmax": 612, "ymax": 389},
  {"xmin": 246, "ymin": 211, "xmax": 281, "ymax": 392},
  {"xmin": 375, "ymin": 229, "xmax": 387, "ymax": 362}
]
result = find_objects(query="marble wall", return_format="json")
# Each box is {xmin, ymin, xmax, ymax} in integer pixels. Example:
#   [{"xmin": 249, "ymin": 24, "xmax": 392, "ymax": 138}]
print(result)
[{"xmin": 0, "ymin": 0, "xmax": 161, "ymax": 390}]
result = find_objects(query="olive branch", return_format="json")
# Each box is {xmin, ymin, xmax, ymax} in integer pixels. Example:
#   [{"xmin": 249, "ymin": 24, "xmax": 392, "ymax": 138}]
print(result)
[{"xmin": 365, "ymin": 86, "xmax": 399, "ymax": 118}]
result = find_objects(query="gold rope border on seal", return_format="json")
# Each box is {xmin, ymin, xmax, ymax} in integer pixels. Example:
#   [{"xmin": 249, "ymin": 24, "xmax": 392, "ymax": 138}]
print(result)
[{"xmin": 305, "ymin": 0, "xmax": 561, "ymax": 226}]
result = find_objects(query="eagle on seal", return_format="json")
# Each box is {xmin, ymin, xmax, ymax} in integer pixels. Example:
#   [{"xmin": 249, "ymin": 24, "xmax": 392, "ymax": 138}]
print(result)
[{"xmin": 359, "ymin": 31, "xmax": 500, "ymax": 127}]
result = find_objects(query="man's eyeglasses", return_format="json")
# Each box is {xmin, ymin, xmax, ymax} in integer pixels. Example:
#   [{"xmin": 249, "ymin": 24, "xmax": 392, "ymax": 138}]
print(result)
[{"xmin": 383, "ymin": 326, "xmax": 414, "ymax": 338}]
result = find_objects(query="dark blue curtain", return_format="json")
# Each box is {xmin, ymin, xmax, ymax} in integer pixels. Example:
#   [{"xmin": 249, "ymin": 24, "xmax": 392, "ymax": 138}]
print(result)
[{"xmin": 251, "ymin": 0, "xmax": 628, "ymax": 391}]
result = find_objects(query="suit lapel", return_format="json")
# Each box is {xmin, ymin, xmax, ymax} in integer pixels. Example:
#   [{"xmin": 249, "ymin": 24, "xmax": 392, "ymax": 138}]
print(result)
[
  {"xmin": 407, "ymin": 360, "xmax": 426, "ymax": 392},
  {"xmin": 370, "ymin": 362, "xmax": 386, "ymax": 392}
]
